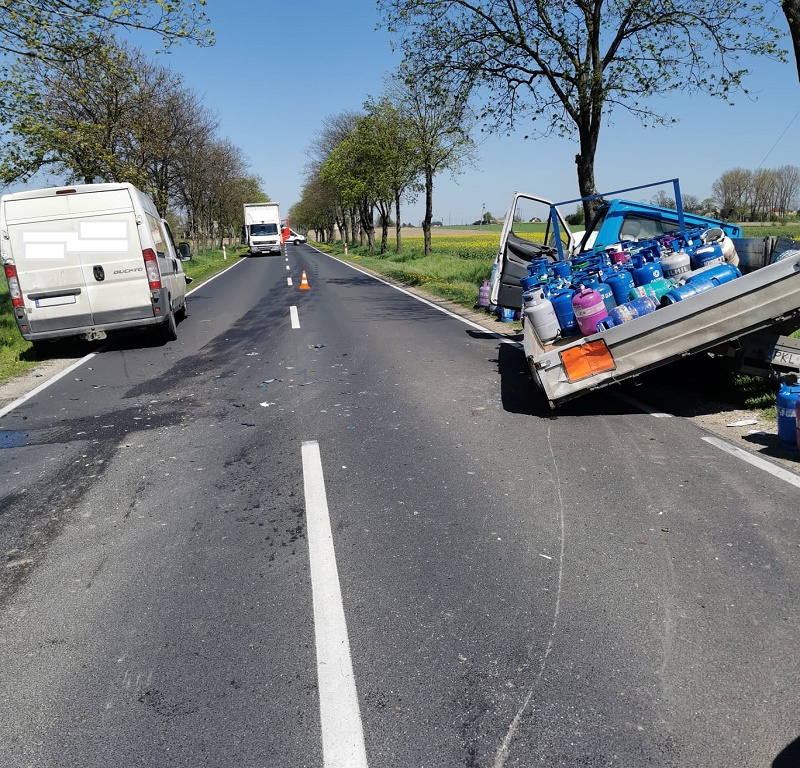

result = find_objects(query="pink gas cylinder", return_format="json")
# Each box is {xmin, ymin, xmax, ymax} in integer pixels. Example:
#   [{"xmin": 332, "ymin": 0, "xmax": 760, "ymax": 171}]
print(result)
[
  {"xmin": 606, "ymin": 246, "xmax": 629, "ymax": 266},
  {"xmin": 572, "ymin": 288, "xmax": 607, "ymax": 336}
]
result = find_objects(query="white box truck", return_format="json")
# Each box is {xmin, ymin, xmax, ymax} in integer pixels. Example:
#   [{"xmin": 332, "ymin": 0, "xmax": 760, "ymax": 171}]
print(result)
[
  {"xmin": 1, "ymin": 183, "xmax": 189, "ymax": 349},
  {"xmin": 243, "ymin": 202, "xmax": 283, "ymax": 255}
]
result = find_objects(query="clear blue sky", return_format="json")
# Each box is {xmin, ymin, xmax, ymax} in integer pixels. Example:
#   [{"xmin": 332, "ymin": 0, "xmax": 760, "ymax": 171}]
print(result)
[{"xmin": 152, "ymin": 0, "xmax": 799, "ymax": 224}]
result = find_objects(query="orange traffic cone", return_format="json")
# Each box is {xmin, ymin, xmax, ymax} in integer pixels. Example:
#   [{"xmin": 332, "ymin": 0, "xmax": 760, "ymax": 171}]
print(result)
[{"xmin": 299, "ymin": 270, "xmax": 310, "ymax": 290}]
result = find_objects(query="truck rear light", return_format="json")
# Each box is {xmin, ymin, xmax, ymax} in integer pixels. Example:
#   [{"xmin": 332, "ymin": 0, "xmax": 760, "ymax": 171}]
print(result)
[
  {"xmin": 142, "ymin": 248, "xmax": 162, "ymax": 290},
  {"xmin": 4, "ymin": 264, "xmax": 23, "ymax": 308},
  {"xmin": 560, "ymin": 340, "xmax": 615, "ymax": 383}
]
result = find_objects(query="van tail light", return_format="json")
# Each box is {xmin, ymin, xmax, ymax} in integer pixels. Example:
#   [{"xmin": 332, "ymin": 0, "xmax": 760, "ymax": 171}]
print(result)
[
  {"xmin": 4, "ymin": 264, "xmax": 23, "ymax": 308},
  {"xmin": 142, "ymin": 248, "xmax": 162, "ymax": 290}
]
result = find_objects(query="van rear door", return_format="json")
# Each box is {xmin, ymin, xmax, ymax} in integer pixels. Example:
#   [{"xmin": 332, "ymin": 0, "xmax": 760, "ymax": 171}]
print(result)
[{"xmin": 4, "ymin": 187, "xmax": 151, "ymax": 335}]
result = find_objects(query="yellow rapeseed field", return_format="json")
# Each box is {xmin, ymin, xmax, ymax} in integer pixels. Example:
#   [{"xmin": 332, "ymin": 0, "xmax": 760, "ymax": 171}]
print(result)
[{"xmin": 398, "ymin": 232, "xmax": 545, "ymax": 259}]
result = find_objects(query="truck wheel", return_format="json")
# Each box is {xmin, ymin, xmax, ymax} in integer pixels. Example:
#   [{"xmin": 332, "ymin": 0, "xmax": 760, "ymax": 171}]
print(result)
[{"xmin": 160, "ymin": 308, "xmax": 178, "ymax": 342}]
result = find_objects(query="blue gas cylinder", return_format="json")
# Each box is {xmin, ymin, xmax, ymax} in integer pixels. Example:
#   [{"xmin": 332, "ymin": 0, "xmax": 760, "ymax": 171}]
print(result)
[
  {"xmin": 660, "ymin": 277, "xmax": 716, "ymax": 306},
  {"xmin": 605, "ymin": 271, "xmax": 635, "ymax": 306},
  {"xmin": 596, "ymin": 296, "xmax": 658, "ymax": 331},
  {"xmin": 587, "ymin": 278, "xmax": 617, "ymax": 314},
  {"xmin": 632, "ymin": 252, "xmax": 664, "ymax": 286},
  {"xmin": 687, "ymin": 263, "xmax": 741, "ymax": 287},
  {"xmin": 777, "ymin": 382, "xmax": 800, "ymax": 448},
  {"xmin": 550, "ymin": 261, "xmax": 572, "ymax": 279},
  {"xmin": 691, "ymin": 242, "xmax": 725, "ymax": 270},
  {"xmin": 520, "ymin": 274, "xmax": 541, "ymax": 292},
  {"xmin": 796, "ymin": 399, "xmax": 800, "ymax": 450},
  {"xmin": 551, "ymin": 289, "xmax": 579, "ymax": 336},
  {"xmin": 527, "ymin": 258, "xmax": 550, "ymax": 280}
]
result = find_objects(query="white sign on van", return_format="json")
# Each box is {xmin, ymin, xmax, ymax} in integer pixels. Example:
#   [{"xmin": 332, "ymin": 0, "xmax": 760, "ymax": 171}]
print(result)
[{"xmin": 21, "ymin": 221, "xmax": 129, "ymax": 260}]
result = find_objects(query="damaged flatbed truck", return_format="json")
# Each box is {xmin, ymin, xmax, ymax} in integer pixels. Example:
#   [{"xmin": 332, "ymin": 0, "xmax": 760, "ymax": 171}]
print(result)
[{"xmin": 490, "ymin": 179, "xmax": 800, "ymax": 409}]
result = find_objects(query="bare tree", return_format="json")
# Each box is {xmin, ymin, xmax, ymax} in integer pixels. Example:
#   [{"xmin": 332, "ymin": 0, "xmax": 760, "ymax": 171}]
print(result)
[{"xmin": 712, "ymin": 168, "xmax": 753, "ymax": 220}]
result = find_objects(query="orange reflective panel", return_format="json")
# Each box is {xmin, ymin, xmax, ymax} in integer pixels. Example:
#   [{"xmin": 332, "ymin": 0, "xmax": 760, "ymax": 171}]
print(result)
[{"xmin": 560, "ymin": 340, "xmax": 616, "ymax": 383}]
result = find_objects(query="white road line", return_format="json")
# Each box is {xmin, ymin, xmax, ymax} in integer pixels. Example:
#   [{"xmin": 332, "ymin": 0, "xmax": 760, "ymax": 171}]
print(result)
[
  {"xmin": 286, "ymin": 264, "xmax": 290, "ymax": 270},
  {"xmin": 290, "ymin": 306, "xmax": 300, "ymax": 328},
  {"xmin": 0, "ymin": 257, "xmax": 252, "ymax": 420},
  {"xmin": 186, "ymin": 257, "xmax": 244, "ymax": 293},
  {"xmin": 287, "ymin": 277, "xmax": 293, "ymax": 286},
  {"xmin": 319, "ymin": 249, "xmax": 520, "ymax": 346},
  {"xmin": 0, "ymin": 353, "xmax": 98, "ymax": 419},
  {"xmin": 703, "ymin": 436, "xmax": 800, "ymax": 489},
  {"xmin": 302, "ymin": 441, "xmax": 369, "ymax": 768}
]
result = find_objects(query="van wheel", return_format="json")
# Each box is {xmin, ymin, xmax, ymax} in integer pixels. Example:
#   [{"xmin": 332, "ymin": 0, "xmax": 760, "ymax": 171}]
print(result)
[
  {"xmin": 176, "ymin": 297, "xmax": 188, "ymax": 321},
  {"xmin": 160, "ymin": 308, "xmax": 178, "ymax": 342}
]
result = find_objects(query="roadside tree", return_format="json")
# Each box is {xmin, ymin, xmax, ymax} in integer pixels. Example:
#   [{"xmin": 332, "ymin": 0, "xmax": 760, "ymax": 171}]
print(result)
[
  {"xmin": 0, "ymin": 40, "xmax": 156, "ymax": 187},
  {"xmin": 0, "ymin": 0, "xmax": 211, "ymax": 67},
  {"xmin": 321, "ymin": 118, "xmax": 385, "ymax": 252},
  {"xmin": 291, "ymin": 172, "xmax": 340, "ymax": 242},
  {"xmin": 362, "ymin": 96, "xmax": 421, "ymax": 254},
  {"xmin": 784, "ymin": 0, "xmax": 800, "ymax": 79},
  {"xmin": 307, "ymin": 112, "xmax": 363, "ymax": 246},
  {"xmin": 386, "ymin": 65, "xmax": 476, "ymax": 256},
  {"xmin": 379, "ymin": 0, "xmax": 785, "ymax": 221}
]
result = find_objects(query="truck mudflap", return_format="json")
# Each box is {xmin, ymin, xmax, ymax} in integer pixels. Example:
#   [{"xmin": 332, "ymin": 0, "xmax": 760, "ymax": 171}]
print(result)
[{"xmin": 527, "ymin": 251, "xmax": 800, "ymax": 408}]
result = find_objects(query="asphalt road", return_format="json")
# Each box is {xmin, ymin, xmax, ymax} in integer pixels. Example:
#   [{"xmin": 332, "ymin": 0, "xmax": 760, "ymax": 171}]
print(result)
[{"xmin": 0, "ymin": 245, "xmax": 798, "ymax": 767}]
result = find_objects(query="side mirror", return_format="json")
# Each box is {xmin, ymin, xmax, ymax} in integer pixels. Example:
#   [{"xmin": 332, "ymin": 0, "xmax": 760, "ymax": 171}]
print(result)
[{"xmin": 178, "ymin": 242, "xmax": 192, "ymax": 261}]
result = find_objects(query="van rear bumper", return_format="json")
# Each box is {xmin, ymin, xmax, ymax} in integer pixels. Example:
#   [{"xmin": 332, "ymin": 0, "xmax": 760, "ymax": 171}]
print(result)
[{"xmin": 17, "ymin": 312, "xmax": 168, "ymax": 342}]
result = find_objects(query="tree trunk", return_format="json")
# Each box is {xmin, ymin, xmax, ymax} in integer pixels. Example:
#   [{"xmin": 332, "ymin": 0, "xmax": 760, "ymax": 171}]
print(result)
[
  {"xmin": 359, "ymin": 197, "xmax": 375, "ymax": 252},
  {"xmin": 349, "ymin": 209, "xmax": 358, "ymax": 247},
  {"xmin": 575, "ymin": 140, "xmax": 600, "ymax": 223},
  {"xmin": 394, "ymin": 192, "xmax": 402, "ymax": 254},
  {"xmin": 377, "ymin": 200, "xmax": 390, "ymax": 254},
  {"xmin": 335, "ymin": 214, "xmax": 348, "ymax": 244},
  {"xmin": 422, "ymin": 166, "xmax": 434, "ymax": 256},
  {"xmin": 784, "ymin": 0, "xmax": 800, "ymax": 80}
]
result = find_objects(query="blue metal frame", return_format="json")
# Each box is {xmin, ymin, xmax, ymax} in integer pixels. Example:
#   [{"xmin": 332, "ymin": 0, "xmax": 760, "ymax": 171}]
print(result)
[{"xmin": 549, "ymin": 179, "xmax": 684, "ymax": 262}]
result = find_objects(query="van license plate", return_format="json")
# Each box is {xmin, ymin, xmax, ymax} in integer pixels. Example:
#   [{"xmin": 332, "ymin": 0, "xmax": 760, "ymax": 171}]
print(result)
[{"xmin": 35, "ymin": 295, "xmax": 77, "ymax": 308}]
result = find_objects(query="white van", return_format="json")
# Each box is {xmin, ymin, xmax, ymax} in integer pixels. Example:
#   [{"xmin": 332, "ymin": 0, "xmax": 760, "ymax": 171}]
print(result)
[{"xmin": 1, "ymin": 183, "xmax": 189, "ymax": 349}]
